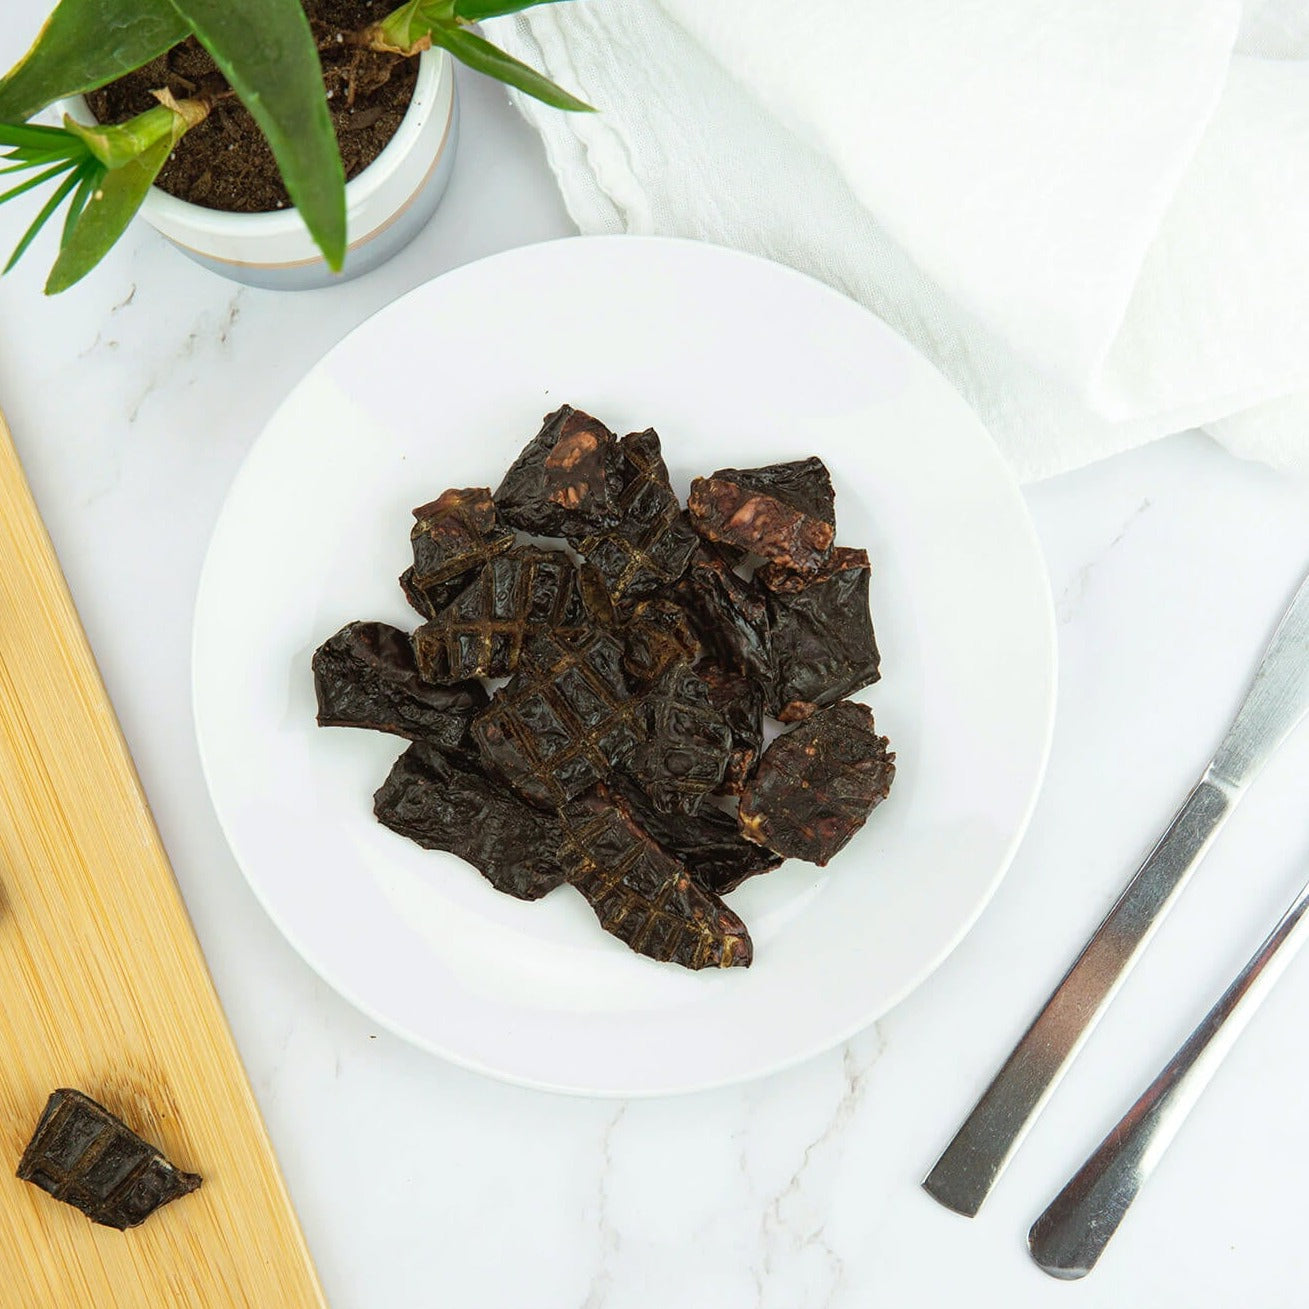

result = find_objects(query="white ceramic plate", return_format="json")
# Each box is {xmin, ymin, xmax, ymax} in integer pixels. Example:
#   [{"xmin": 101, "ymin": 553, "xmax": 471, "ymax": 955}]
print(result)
[{"xmin": 194, "ymin": 237, "xmax": 1055, "ymax": 1096}]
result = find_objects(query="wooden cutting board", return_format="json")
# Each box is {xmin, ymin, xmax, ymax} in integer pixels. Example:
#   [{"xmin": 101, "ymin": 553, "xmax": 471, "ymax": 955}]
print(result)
[{"xmin": 0, "ymin": 412, "xmax": 326, "ymax": 1308}]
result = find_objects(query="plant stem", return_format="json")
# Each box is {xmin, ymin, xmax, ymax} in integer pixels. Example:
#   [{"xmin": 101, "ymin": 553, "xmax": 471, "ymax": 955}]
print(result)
[
  {"xmin": 65, "ymin": 92, "xmax": 211, "ymax": 170},
  {"xmin": 351, "ymin": 24, "xmax": 430, "ymax": 57},
  {"xmin": 349, "ymin": 5, "xmax": 593, "ymax": 110}
]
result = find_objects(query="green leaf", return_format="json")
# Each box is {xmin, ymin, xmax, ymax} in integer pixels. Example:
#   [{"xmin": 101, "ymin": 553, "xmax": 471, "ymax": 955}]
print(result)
[
  {"xmin": 0, "ymin": 122, "xmax": 83, "ymax": 149},
  {"xmin": 5, "ymin": 162, "xmax": 88, "ymax": 272},
  {"xmin": 1, "ymin": 144, "xmax": 83, "ymax": 171},
  {"xmin": 1, "ymin": 97, "xmax": 202, "ymax": 288},
  {"xmin": 365, "ymin": 0, "xmax": 594, "ymax": 111},
  {"xmin": 432, "ymin": 26, "xmax": 593, "ymax": 111},
  {"xmin": 60, "ymin": 165, "xmax": 97, "ymax": 242},
  {"xmin": 0, "ymin": 159, "xmax": 75, "ymax": 207},
  {"xmin": 0, "ymin": 0, "xmax": 189, "ymax": 123},
  {"xmin": 0, "ymin": 123, "xmax": 89, "ymax": 165},
  {"xmin": 163, "ymin": 0, "xmax": 346, "ymax": 270},
  {"xmin": 1, "ymin": 148, "xmax": 79, "ymax": 168},
  {"xmin": 454, "ymin": 0, "xmax": 570, "ymax": 21},
  {"xmin": 46, "ymin": 136, "xmax": 169, "ymax": 294}
]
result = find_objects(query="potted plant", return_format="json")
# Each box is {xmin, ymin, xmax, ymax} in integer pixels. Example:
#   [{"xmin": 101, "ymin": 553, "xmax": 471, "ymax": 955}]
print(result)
[{"xmin": 0, "ymin": 0, "xmax": 590, "ymax": 292}]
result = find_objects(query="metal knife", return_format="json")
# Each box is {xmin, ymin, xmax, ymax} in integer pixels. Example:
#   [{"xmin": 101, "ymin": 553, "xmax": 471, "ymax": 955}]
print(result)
[
  {"xmin": 1029, "ymin": 872, "xmax": 1309, "ymax": 1278},
  {"xmin": 923, "ymin": 565, "xmax": 1309, "ymax": 1217}
]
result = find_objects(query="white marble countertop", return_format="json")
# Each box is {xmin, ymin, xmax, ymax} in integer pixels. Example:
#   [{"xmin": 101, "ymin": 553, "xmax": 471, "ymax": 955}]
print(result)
[{"xmin": 3, "ymin": 28, "xmax": 1309, "ymax": 1308}]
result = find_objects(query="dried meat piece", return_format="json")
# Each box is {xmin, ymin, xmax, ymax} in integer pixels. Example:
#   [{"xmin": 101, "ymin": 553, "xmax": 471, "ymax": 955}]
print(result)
[
  {"xmin": 613, "ymin": 782, "xmax": 783, "ymax": 896},
  {"xmin": 704, "ymin": 538, "xmax": 748, "ymax": 567},
  {"xmin": 617, "ymin": 595, "xmax": 701, "ymax": 688},
  {"xmin": 699, "ymin": 662, "xmax": 766, "ymax": 794},
  {"xmin": 410, "ymin": 487, "xmax": 514, "ymax": 590},
  {"xmin": 560, "ymin": 787, "xmax": 752, "ymax": 968},
  {"xmin": 374, "ymin": 742, "xmax": 567, "ymax": 901},
  {"xmin": 626, "ymin": 663, "xmax": 732, "ymax": 814},
  {"xmin": 761, "ymin": 547, "xmax": 881, "ymax": 722},
  {"xmin": 687, "ymin": 457, "xmax": 836, "ymax": 577},
  {"xmin": 400, "ymin": 564, "xmax": 477, "ymax": 621},
  {"xmin": 473, "ymin": 629, "xmax": 639, "ymax": 808},
  {"xmin": 411, "ymin": 547, "xmax": 582, "ymax": 682},
  {"xmin": 17, "ymin": 1089, "xmax": 201, "ymax": 1230},
  {"xmin": 738, "ymin": 701, "xmax": 895, "ymax": 865},
  {"xmin": 317, "ymin": 419, "xmax": 896, "ymax": 970},
  {"xmin": 576, "ymin": 428, "xmax": 699, "ymax": 604},
  {"xmin": 313, "ymin": 621, "xmax": 488, "ymax": 751},
  {"xmin": 675, "ymin": 546, "xmax": 773, "ymax": 683},
  {"xmin": 493, "ymin": 406, "xmax": 625, "ymax": 538},
  {"xmin": 575, "ymin": 563, "xmax": 618, "ymax": 629}
]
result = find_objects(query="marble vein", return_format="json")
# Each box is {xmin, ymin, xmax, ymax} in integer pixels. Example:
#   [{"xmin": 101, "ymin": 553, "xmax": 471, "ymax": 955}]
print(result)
[
  {"xmin": 76, "ymin": 284, "xmax": 137, "ymax": 360},
  {"xmin": 1056, "ymin": 496, "xmax": 1153, "ymax": 626},
  {"xmin": 580, "ymin": 1102, "xmax": 627, "ymax": 1309},
  {"xmin": 125, "ymin": 288, "xmax": 246, "ymax": 424},
  {"xmin": 754, "ymin": 1024, "xmax": 886, "ymax": 1309}
]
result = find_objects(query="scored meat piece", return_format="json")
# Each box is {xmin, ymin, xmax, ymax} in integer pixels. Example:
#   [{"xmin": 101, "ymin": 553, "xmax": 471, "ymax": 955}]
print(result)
[
  {"xmin": 493, "ymin": 405, "xmax": 625, "ymax": 539},
  {"xmin": 473, "ymin": 628, "xmax": 640, "ymax": 809},
  {"xmin": 409, "ymin": 486, "xmax": 514, "ymax": 591},
  {"xmin": 17, "ymin": 1089, "xmax": 201, "ymax": 1231},
  {"xmin": 316, "ymin": 411, "xmax": 898, "ymax": 970},
  {"xmin": 699, "ymin": 661, "xmax": 766, "ymax": 794},
  {"xmin": 574, "ymin": 563, "xmax": 618, "ymax": 629},
  {"xmin": 374, "ymin": 742, "xmax": 568, "ymax": 901},
  {"xmin": 616, "ymin": 594, "xmax": 702, "ymax": 690},
  {"xmin": 576, "ymin": 428, "xmax": 699, "ymax": 605},
  {"xmin": 313, "ymin": 621, "xmax": 489, "ymax": 751},
  {"xmin": 399, "ymin": 564, "xmax": 478, "ymax": 621},
  {"xmin": 626, "ymin": 662, "xmax": 732, "ymax": 814},
  {"xmin": 613, "ymin": 782, "xmax": 783, "ymax": 897},
  {"xmin": 738, "ymin": 701, "xmax": 895, "ymax": 866},
  {"xmin": 760, "ymin": 547, "xmax": 881, "ymax": 722},
  {"xmin": 560, "ymin": 787, "xmax": 753, "ymax": 969},
  {"xmin": 411, "ymin": 547, "xmax": 582, "ymax": 682},
  {"xmin": 687, "ymin": 457, "xmax": 836, "ymax": 578},
  {"xmin": 674, "ymin": 546, "xmax": 773, "ymax": 684}
]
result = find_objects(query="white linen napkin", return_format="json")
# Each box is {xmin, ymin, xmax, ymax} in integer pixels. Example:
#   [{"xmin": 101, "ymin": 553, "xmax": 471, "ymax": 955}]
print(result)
[{"xmin": 484, "ymin": 1, "xmax": 1309, "ymax": 481}]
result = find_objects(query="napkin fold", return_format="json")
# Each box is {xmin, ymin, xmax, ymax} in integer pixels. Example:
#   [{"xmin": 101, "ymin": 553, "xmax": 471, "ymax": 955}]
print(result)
[{"xmin": 485, "ymin": 2, "xmax": 1309, "ymax": 481}]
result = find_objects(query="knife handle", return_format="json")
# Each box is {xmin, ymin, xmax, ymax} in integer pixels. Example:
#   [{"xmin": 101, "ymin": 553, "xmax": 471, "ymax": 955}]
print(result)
[
  {"xmin": 922, "ymin": 776, "xmax": 1234, "ymax": 1217},
  {"xmin": 1028, "ymin": 875, "xmax": 1309, "ymax": 1279}
]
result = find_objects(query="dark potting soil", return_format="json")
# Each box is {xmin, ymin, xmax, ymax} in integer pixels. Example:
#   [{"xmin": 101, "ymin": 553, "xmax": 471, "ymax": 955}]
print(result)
[{"xmin": 85, "ymin": 0, "xmax": 418, "ymax": 214}]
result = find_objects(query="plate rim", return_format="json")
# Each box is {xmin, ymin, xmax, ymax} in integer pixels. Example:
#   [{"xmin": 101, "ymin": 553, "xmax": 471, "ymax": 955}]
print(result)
[{"xmin": 192, "ymin": 233, "xmax": 1058, "ymax": 1097}]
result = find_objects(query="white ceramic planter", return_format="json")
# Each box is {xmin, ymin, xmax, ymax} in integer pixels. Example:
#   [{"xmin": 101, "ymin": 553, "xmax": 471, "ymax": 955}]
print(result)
[{"xmin": 62, "ymin": 48, "xmax": 457, "ymax": 291}]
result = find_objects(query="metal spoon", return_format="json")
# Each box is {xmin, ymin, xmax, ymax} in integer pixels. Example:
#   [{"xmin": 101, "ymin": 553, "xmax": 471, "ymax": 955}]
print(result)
[
  {"xmin": 924, "ymin": 566, "xmax": 1309, "ymax": 1216},
  {"xmin": 1028, "ymin": 873, "xmax": 1309, "ymax": 1279}
]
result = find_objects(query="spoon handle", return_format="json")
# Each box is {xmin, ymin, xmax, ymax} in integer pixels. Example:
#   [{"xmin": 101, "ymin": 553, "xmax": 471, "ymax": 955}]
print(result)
[
  {"xmin": 1028, "ymin": 874, "xmax": 1309, "ymax": 1279},
  {"xmin": 924, "ymin": 566, "xmax": 1309, "ymax": 1217}
]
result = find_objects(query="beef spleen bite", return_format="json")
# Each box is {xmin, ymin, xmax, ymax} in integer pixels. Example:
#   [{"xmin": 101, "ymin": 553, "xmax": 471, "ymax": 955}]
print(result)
[
  {"xmin": 374, "ymin": 742, "xmax": 568, "ymax": 901},
  {"xmin": 687, "ymin": 457, "xmax": 836, "ymax": 577},
  {"xmin": 738, "ymin": 701, "xmax": 895, "ymax": 866},
  {"xmin": 313, "ymin": 621, "xmax": 488, "ymax": 751},
  {"xmin": 758, "ymin": 547, "xmax": 881, "ymax": 723}
]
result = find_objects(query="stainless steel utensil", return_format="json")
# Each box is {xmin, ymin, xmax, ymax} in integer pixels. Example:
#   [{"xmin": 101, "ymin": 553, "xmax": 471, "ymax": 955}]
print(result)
[
  {"xmin": 923, "ymin": 566, "xmax": 1309, "ymax": 1217},
  {"xmin": 1028, "ymin": 874, "xmax": 1309, "ymax": 1278}
]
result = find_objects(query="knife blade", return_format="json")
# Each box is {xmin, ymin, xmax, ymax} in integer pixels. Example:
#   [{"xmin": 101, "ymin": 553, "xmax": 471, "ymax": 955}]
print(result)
[{"xmin": 923, "ymin": 565, "xmax": 1309, "ymax": 1217}]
